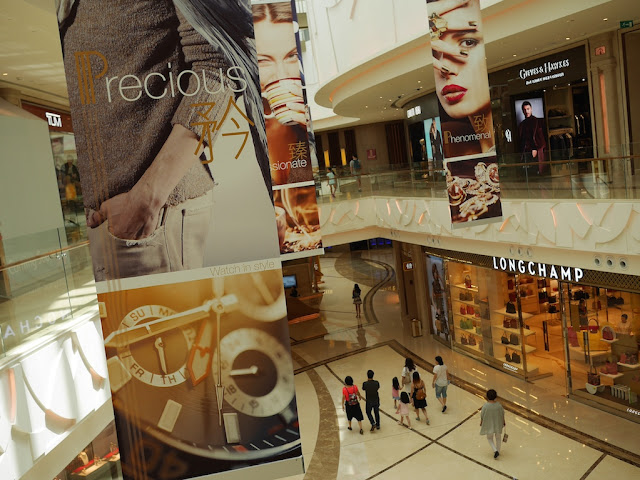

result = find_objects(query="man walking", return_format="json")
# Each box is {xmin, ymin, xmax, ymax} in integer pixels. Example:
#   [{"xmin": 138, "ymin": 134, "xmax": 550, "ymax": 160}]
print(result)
[{"xmin": 362, "ymin": 369, "xmax": 380, "ymax": 432}]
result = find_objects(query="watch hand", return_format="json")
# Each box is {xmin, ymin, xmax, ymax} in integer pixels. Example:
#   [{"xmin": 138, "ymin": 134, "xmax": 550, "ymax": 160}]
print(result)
[
  {"xmin": 155, "ymin": 337, "xmax": 168, "ymax": 375},
  {"xmin": 229, "ymin": 366, "xmax": 259, "ymax": 376},
  {"xmin": 104, "ymin": 304, "xmax": 212, "ymax": 348},
  {"xmin": 187, "ymin": 316, "xmax": 215, "ymax": 386}
]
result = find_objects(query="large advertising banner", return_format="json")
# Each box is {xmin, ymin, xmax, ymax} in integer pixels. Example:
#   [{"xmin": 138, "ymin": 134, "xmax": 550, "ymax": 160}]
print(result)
[
  {"xmin": 57, "ymin": 1, "xmax": 303, "ymax": 478},
  {"xmin": 426, "ymin": 0, "xmax": 503, "ymax": 227},
  {"xmin": 253, "ymin": 0, "xmax": 323, "ymax": 260}
]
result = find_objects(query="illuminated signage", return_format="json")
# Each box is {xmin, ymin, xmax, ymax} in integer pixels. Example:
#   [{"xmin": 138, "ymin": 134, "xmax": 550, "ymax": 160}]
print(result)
[
  {"xmin": 492, "ymin": 256, "xmax": 584, "ymax": 282},
  {"xmin": 403, "ymin": 261, "xmax": 414, "ymax": 271},
  {"xmin": 45, "ymin": 112, "xmax": 62, "ymax": 127},
  {"xmin": 503, "ymin": 362, "xmax": 519, "ymax": 372},
  {"xmin": 406, "ymin": 106, "xmax": 421, "ymax": 118}
]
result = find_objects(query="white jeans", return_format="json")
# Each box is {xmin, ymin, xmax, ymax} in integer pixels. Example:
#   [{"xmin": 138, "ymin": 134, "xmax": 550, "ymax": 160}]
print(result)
[{"xmin": 487, "ymin": 433, "xmax": 502, "ymax": 452}]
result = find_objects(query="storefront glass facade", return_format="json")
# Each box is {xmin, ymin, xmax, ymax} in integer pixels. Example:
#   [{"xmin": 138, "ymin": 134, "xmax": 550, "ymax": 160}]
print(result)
[{"xmin": 422, "ymin": 249, "xmax": 640, "ymax": 422}]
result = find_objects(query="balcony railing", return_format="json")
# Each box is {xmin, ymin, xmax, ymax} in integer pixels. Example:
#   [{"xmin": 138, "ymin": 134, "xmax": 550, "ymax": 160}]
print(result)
[{"xmin": 315, "ymin": 149, "xmax": 640, "ymax": 203}]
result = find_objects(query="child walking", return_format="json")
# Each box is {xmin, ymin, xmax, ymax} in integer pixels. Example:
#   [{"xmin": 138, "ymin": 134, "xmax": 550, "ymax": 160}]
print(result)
[
  {"xmin": 396, "ymin": 392, "xmax": 412, "ymax": 429},
  {"xmin": 392, "ymin": 377, "xmax": 401, "ymax": 408}
]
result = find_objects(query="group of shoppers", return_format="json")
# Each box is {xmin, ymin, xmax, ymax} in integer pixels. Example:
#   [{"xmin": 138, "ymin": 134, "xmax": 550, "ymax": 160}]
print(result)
[{"xmin": 340, "ymin": 356, "xmax": 507, "ymax": 459}]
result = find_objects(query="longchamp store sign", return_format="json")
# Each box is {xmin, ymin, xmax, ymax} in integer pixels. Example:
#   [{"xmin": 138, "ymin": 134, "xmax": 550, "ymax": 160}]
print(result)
[{"xmin": 492, "ymin": 256, "xmax": 584, "ymax": 282}]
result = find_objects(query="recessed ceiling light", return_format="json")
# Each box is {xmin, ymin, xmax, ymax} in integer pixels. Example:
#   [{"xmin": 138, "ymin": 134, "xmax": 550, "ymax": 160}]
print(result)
[
  {"xmin": 2, "ymin": 73, "xmax": 7, "ymax": 76},
  {"xmin": 603, "ymin": 18, "xmax": 608, "ymax": 21},
  {"xmin": 365, "ymin": 106, "xmax": 368, "ymax": 108},
  {"xmin": 565, "ymin": 37, "xmax": 570, "ymax": 40},
  {"xmin": 418, "ymin": 80, "xmax": 421, "ymax": 83},
  {"xmin": 379, "ymin": 96, "xmax": 383, "ymax": 99},
  {"xmin": 512, "ymin": 54, "xmax": 517, "ymax": 57}
]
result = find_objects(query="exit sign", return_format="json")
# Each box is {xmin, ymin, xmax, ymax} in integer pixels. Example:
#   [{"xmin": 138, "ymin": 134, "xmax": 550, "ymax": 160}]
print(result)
[{"xmin": 621, "ymin": 20, "xmax": 634, "ymax": 29}]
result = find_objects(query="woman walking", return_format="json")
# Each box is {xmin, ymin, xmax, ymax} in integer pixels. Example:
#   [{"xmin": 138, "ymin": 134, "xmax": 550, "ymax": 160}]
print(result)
[
  {"xmin": 480, "ymin": 389, "xmax": 506, "ymax": 459},
  {"xmin": 412, "ymin": 371, "xmax": 429, "ymax": 424},
  {"xmin": 401, "ymin": 357, "xmax": 417, "ymax": 397},
  {"xmin": 432, "ymin": 356, "xmax": 450, "ymax": 412},
  {"xmin": 342, "ymin": 376, "xmax": 364, "ymax": 434},
  {"xmin": 327, "ymin": 167, "xmax": 337, "ymax": 198},
  {"xmin": 352, "ymin": 284, "xmax": 363, "ymax": 318}
]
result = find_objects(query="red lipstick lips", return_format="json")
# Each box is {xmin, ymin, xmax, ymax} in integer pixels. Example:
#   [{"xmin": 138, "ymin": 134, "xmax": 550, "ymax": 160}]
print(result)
[{"xmin": 441, "ymin": 84, "xmax": 467, "ymax": 103}]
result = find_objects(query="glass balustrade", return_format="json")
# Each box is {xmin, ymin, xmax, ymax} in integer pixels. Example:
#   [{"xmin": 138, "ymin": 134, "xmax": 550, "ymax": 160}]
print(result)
[{"xmin": 0, "ymin": 227, "xmax": 96, "ymax": 359}]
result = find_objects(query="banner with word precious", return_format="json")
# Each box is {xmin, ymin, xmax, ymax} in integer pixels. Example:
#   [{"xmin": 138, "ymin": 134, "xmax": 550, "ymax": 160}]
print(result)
[{"xmin": 57, "ymin": 1, "xmax": 303, "ymax": 478}]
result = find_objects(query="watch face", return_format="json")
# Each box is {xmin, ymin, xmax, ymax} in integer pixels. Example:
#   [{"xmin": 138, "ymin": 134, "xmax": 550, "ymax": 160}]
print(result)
[{"xmin": 102, "ymin": 272, "xmax": 301, "ymax": 476}]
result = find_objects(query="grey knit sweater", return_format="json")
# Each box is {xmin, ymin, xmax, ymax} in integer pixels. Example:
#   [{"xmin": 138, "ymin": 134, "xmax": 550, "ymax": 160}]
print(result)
[{"xmin": 62, "ymin": 0, "xmax": 231, "ymax": 209}]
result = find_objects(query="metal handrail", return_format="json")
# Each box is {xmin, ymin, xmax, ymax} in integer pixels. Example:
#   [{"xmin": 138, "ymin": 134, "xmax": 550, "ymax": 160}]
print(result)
[{"xmin": 0, "ymin": 241, "xmax": 89, "ymax": 273}]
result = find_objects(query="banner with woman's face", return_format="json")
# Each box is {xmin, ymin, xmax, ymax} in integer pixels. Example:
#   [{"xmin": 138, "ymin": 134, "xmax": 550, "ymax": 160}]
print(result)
[
  {"xmin": 253, "ymin": 1, "xmax": 323, "ymax": 259},
  {"xmin": 426, "ymin": 0, "xmax": 503, "ymax": 227}
]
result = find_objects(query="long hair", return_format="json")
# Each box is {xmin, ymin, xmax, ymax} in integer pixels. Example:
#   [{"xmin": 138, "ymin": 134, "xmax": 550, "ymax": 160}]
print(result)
[
  {"xmin": 174, "ymin": 0, "xmax": 271, "ymax": 198},
  {"xmin": 405, "ymin": 357, "xmax": 415, "ymax": 371}
]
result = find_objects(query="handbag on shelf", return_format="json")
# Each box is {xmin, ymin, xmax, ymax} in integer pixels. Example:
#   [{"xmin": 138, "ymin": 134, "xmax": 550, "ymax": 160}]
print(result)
[
  {"xmin": 620, "ymin": 353, "xmax": 628, "ymax": 364},
  {"xmin": 601, "ymin": 362, "xmax": 618, "ymax": 375},
  {"xmin": 464, "ymin": 275, "xmax": 472, "ymax": 289},
  {"xmin": 588, "ymin": 318, "xmax": 600, "ymax": 334},
  {"xmin": 505, "ymin": 350, "xmax": 512, "ymax": 362},
  {"xmin": 506, "ymin": 302, "xmax": 516, "ymax": 314},
  {"xmin": 509, "ymin": 292, "xmax": 517, "ymax": 302},
  {"xmin": 616, "ymin": 295, "xmax": 624, "ymax": 305},
  {"xmin": 628, "ymin": 353, "xmax": 639, "ymax": 365},
  {"xmin": 511, "ymin": 351, "xmax": 521, "ymax": 364},
  {"xmin": 460, "ymin": 305, "xmax": 467, "ymax": 315},
  {"xmin": 468, "ymin": 335, "xmax": 477, "ymax": 346},
  {"xmin": 475, "ymin": 325, "xmax": 482, "ymax": 334},
  {"xmin": 503, "ymin": 318, "xmax": 510, "ymax": 328},
  {"xmin": 548, "ymin": 305, "xmax": 557, "ymax": 314},
  {"xmin": 510, "ymin": 333, "xmax": 519, "ymax": 345},
  {"xmin": 601, "ymin": 325, "xmax": 615, "ymax": 341},
  {"xmin": 519, "ymin": 288, "xmax": 527, "ymax": 298},
  {"xmin": 461, "ymin": 335, "xmax": 469, "ymax": 345},
  {"xmin": 467, "ymin": 306, "xmax": 475, "ymax": 315},
  {"xmin": 459, "ymin": 292, "xmax": 466, "ymax": 301},
  {"xmin": 501, "ymin": 334, "xmax": 509, "ymax": 344},
  {"xmin": 607, "ymin": 296, "xmax": 617, "ymax": 307},
  {"xmin": 509, "ymin": 318, "xmax": 518, "ymax": 329}
]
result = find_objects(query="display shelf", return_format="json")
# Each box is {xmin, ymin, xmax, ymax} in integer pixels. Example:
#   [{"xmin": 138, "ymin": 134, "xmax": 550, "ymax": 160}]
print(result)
[
  {"xmin": 568, "ymin": 345, "xmax": 609, "ymax": 361},
  {"xmin": 494, "ymin": 308, "xmax": 533, "ymax": 320},
  {"xmin": 456, "ymin": 326, "xmax": 483, "ymax": 337},
  {"xmin": 493, "ymin": 341, "xmax": 536, "ymax": 353},
  {"xmin": 453, "ymin": 298, "xmax": 480, "ymax": 308},
  {"xmin": 453, "ymin": 283, "xmax": 478, "ymax": 293},
  {"xmin": 618, "ymin": 362, "xmax": 640, "ymax": 369},
  {"xmin": 491, "ymin": 324, "xmax": 536, "ymax": 337},
  {"xmin": 454, "ymin": 312, "xmax": 483, "ymax": 322},
  {"xmin": 599, "ymin": 371, "xmax": 624, "ymax": 379}
]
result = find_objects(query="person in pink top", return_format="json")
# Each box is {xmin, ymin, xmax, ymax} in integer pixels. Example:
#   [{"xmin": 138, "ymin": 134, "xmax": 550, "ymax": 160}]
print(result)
[{"xmin": 396, "ymin": 392, "xmax": 412, "ymax": 429}]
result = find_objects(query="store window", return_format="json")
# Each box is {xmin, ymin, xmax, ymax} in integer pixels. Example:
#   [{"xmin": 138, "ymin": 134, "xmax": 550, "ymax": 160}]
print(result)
[
  {"xmin": 564, "ymin": 286, "xmax": 640, "ymax": 415},
  {"xmin": 444, "ymin": 260, "xmax": 566, "ymax": 380},
  {"xmin": 489, "ymin": 46, "xmax": 594, "ymax": 174}
]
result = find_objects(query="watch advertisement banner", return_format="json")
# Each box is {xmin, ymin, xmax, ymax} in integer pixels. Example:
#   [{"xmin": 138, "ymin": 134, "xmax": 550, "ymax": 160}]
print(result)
[
  {"xmin": 426, "ymin": 0, "xmax": 503, "ymax": 227},
  {"xmin": 57, "ymin": 1, "xmax": 303, "ymax": 478},
  {"xmin": 253, "ymin": 0, "xmax": 323, "ymax": 259}
]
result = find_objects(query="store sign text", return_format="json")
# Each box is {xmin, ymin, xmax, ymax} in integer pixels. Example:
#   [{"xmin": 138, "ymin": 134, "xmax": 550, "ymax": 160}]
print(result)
[
  {"xmin": 627, "ymin": 407, "xmax": 640, "ymax": 416},
  {"xmin": 45, "ymin": 112, "xmax": 62, "ymax": 127},
  {"xmin": 492, "ymin": 257, "xmax": 584, "ymax": 282},
  {"xmin": 519, "ymin": 58, "xmax": 570, "ymax": 86},
  {"xmin": 503, "ymin": 362, "xmax": 519, "ymax": 372}
]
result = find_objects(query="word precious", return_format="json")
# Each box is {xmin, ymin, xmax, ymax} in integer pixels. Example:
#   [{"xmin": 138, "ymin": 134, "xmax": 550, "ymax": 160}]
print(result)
[{"xmin": 492, "ymin": 257, "xmax": 584, "ymax": 282}]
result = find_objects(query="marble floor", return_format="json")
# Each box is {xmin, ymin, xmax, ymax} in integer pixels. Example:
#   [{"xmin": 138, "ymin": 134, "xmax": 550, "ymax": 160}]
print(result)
[{"xmin": 286, "ymin": 248, "xmax": 640, "ymax": 480}]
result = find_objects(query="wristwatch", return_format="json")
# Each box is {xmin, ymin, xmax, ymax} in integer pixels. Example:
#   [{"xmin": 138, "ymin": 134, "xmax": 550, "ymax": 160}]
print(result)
[{"xmin": 103, "ymin": 271, "xmax": 300, "ymax": 465}]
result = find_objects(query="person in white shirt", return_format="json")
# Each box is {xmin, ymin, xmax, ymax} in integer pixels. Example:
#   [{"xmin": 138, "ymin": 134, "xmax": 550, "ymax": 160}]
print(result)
[{"xmin": 432, "ymin": 355, "xmax": 450, "ymax": 412}]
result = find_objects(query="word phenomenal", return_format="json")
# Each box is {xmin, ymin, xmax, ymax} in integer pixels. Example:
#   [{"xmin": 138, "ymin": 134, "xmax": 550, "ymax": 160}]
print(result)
[{"xmin": 492, "ymin": 256, "xmax": 584, "ymax": 282}]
